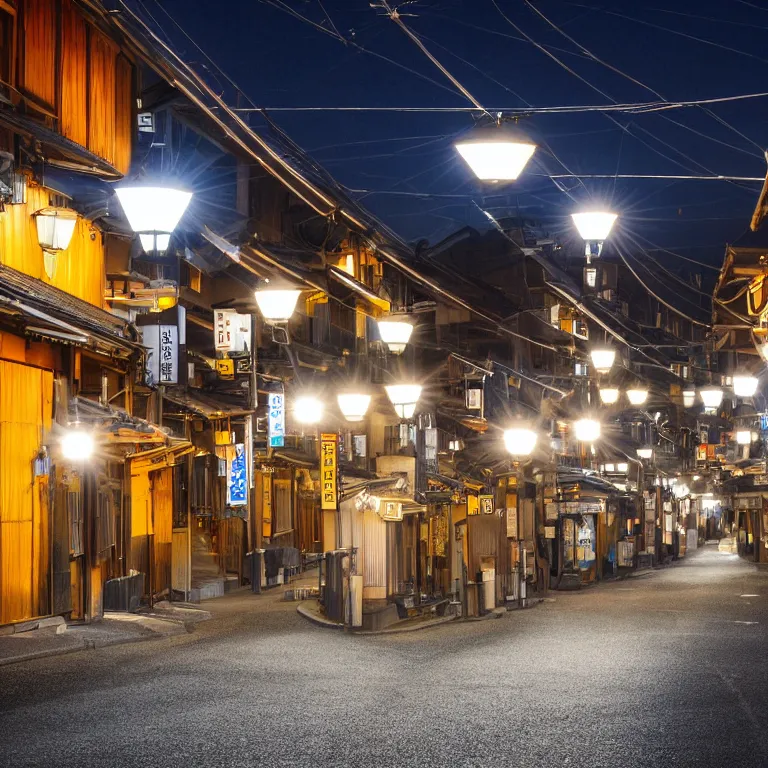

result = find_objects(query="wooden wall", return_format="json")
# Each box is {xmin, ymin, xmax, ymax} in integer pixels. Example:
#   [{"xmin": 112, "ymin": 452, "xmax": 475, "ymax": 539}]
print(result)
[{"xmin": 20, "ymin": 0, "xmax": 134, "ymax": 175}]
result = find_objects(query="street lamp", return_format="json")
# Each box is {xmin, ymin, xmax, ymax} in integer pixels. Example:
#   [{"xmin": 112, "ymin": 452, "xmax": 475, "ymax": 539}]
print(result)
[
  {"xmin": 385, "ymin": 384, "xmax": 422, "ymax": 420},
  {"xmin": 337, "ymin": 392, "xmax": 371, "ymax": 422},
  {"xmin": 61, "ymin": 428, "xmax": 94, "ymax": 461},
  {"xmin": 254, "ymin": 280, "xmax": 302, "ymax": 323},
  {"xmin": 377, "ymin": 317, "xmax": 414, "ymax": 354},
  {"xmin": 736, "ymin": 430, "xmax": 752, "ymax": 445},
  {"xmin": 454, "ymin": 122, "xmax": 536, "ymax": 182},
  {"xmin": 34, "ymin": 208, "xmax": 78, "ymax": 252},
  {"xmin": 637, "ymin": 447, "xmax": 653, "ymax": 460},
  {"xmin": 571, "ymin": 211, "xmax": 618, "ymax": 262},
  {"xmin": 590, "ymin": 348, "xmax": 616, "ymax": 373},
  {"xmin": 574, "ymin": 418, "xmax": 600, "ymax": 442},
  {"xmin": 115, "ymin": 185, "xmax": 192, "ymax": 255},
  {"xmin": 733, "ymin": 375, "xmax": 759, "ymax": 398},
  {"xmin": 683, "ymin": 389, "xmax": 696, "ymax": 408},
  {"xmin": 700, "ymin": 387, "xmax": 723, "ymax": 410},
  {"xmin": 503, "ymin": 427, "xmax": 538, "ymax": 458},
  {"xmin": 626, "ymin": 388, "xmax": 649, "ymax": 406},
  {"xmin": 599, "ymin": 387, "xmax": 620, "ymax": 405},
  {"xmin": 293, "ymin": 396, "xmax": 323, "ymax": 425}
]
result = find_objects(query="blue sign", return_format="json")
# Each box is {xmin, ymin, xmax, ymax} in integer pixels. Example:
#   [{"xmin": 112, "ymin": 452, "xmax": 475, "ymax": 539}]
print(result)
[
  {"xmin": 268, "ymin": 392, "xmax": 285, "ymax": 448},
  {"xmin": 228, "ymin": 443, "xmax": 247, "ymax": 507},
  {"xmin": 761, "ymin": 414, "xmax": 768, "ymax": 432}
]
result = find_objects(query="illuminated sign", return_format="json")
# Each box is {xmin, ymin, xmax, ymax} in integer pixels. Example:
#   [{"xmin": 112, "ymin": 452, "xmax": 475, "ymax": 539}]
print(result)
[
  {"xmin": 321, "ymin": 433, "xmax": 338, "ymax": 510},
  {"xmin": 268, "ymin": 392, "xmax": 285, "ymax": 448}
]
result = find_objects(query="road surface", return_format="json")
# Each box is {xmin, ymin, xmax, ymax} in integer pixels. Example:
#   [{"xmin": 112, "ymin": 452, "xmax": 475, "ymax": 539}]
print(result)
[{"xmin": 1, "ymin": 544, "xmax": 766, "ymax": 767}]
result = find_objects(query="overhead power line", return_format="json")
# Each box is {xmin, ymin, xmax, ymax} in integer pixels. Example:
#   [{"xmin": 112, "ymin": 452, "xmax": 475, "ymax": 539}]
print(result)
[{"xmin": 229, "ymin": 91, "xmax": 768, "ymax": 114}]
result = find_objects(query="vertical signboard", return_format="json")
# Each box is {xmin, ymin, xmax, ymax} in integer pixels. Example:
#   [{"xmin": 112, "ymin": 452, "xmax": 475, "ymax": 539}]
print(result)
[
  {"xmin": 159, "ymin": 325, "xmax": 178, "ymax": 384},
  {"xmin": 228, "ymin": 444, "xmax": 247, "ymax": 507},
  {"xmin": 321, "ymin": 433, "xmax": 338, "ymax": 510},
  {"xmin": 268, "ymin": 392, "xmax": 285, "ymax": 448}
]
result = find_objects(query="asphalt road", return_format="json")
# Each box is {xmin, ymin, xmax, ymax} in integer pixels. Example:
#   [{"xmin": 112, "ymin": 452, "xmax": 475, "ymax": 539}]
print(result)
[{"xmin": 1, "ymin": 543, "xmax": 767, "ymax": 768}]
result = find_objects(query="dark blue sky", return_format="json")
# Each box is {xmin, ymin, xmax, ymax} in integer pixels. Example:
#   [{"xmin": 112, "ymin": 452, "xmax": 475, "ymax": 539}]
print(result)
[{"xmin": 147, "ymin": 0, "xmax": 768, "ymax": 270}]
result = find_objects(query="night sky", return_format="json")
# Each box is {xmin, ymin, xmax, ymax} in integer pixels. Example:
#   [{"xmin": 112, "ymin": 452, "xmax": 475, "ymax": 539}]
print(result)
[{"xmin": 145, "ymin": 0, "xmax": 768, "ymax": 273}]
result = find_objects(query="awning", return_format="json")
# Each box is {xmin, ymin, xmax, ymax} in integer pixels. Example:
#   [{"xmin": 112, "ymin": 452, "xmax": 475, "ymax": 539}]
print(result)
[
  {"xmin": 0, "ymin": 106, "xmax": 122, "ymax": 179},
  {"xmin": 161, "ymin": 387, "xmax": 253, "ymax": 419},
  {"xmin": 0, "ymin": 264, "xmax": 135, "ymax": 354},
  {"xmin": 328, "ymin": 267, "xmax": 391, "ymax": 313},
  {"xmin": 128, "ymin": 441, "xmax": 194, "ymax": 473},
  {"xmin": 272, "ymin": 450, "xmax": 317, "ymax": 468}
]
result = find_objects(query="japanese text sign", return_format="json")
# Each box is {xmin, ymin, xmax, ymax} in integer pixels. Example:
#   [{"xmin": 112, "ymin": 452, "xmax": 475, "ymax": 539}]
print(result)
[
  {"xmin": 321, "ymin": 433, "xmax": 338, "ymax": 510},
  {"xmin": 268, "ymin": 392, "xmax": 285, "ymax": 448}
]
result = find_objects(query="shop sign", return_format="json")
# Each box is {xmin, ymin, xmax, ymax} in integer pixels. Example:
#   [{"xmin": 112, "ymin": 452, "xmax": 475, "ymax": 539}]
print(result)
[
  {"xmin": 228, "ymin": 443, "xmax": 247, "ymax": 507},
  {"xmin": 321, "ymin": 433, "xmax": 338, "ymax": 510},
  {"xmin": 214, "ymin": 310, "xmax": 251, "ymax": 353},
  {"xmin": 479, "ymin": 494, "xmax": 494, "ymax": 515},
  {"xmin": 144, "ymin": 324, "xmax": 179, "ymax": 385},
  {"xmin": 506, "ymin": 508, "xmax": 517, "ymax": 539},
  {"xmin": 216, "ymin": 359, "xmax": 235, "ymax": 380},
  {"xmin": 381, "ymin": 501, "xmax": 403, "ymax": 521},
  {"xmin": 696, "ymin": 445, "xmax": 708, "ymax": 461},
  {"xmin": 268, "ymin": 392, "xmax": 285, "ymax": 448},
  {"xmin": 754, "ymin": 474, "xmax": 768, "ymax": 487},
  {"xmin": 467, "ymin": 495, "xmax": 480, "ymax": 516},
  {"xmin": 544, "ymin": 526, "xmax": 556, "ymax": 539}
]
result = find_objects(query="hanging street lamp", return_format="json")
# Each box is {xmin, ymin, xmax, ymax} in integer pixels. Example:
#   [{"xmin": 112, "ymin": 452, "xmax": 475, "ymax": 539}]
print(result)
[
  {"xmin": 571, "ymin": 211, "xmax": 618, "ymax": 263},
  {"xmin": 254, "ymin": 279, "xmax": 302, "ymax": 324},
  {"xmin": 733, "ymin": 375, "xmax": 759, "ymax": 398},
  {"xmin": 293, "ymin": 396, "xmax": 323, "ymax": 425},
  {"xmin": 637, "ymin": 447, "xmax": 653, "ymax": 460},
  {"xmin": 599, "ymin": 387, "xmax": 620, "ymax": 405},
  {"xmin": 115, "ymin": 185, "xmax": 192, "ymax": 256},
  {"xmin": 61, "ymin": 427, "xmax": 94, "ymax": 461},
  {"xmin": 683, "ymin": 389, "xmax": 696, "ymax": 408},
  {"xmin": 574, "ymin": 418, "xmax": 601, "ymax": 442},
  {"xmin": 590, "ymin": 347, "xmax": 616, "ymax": 374},
  {"xmin": 337, "ymin": 392, "xmax": 372, "ymax": 422},
  {"xmin": 455, "ymin": 122, "xmax": 536, "ymax": 182},
  {"xmin": 503, "ymin": 427, "xmax": 538, "ymax": 458},
  {"xmin": 377, "ymin": 317, "xmax": 414, "ymax": 355},
  {"xmin": 385, "ymin": 384, "xmax": 423, "ymax": 420},
  {"xmin": 626, "ymin": 388, "xmax": 649, "ymax": 406},
  {"xmin": 736, "ymin": 430, "xmax": 752, "ymax": 445},
  {"xmin": 700, "ymin": 387, "xmax": 724, "ymax": 411}
]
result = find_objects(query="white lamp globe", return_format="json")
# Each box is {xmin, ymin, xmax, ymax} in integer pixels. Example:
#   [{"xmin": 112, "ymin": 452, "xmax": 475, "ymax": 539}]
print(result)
[
  {"xmin": 503, "ymin": 428, "xmax": 538, "ymax": 458},
  {"xmin": 34, "ymin": 208, "xmax": 78, "ymax": 252},
  {"xmin": 61, "ymin": 429, "xmax": 94, "ymax": 461},
  {"xmin": 337, "ymin": 393, "xmax": 371, "ymax": 422},
  {"xmin": 733, "ymin": 375, "xmax": 759, "ymax": 398},
  {"xmin": 574, "ymin": 418, "xmax": 601, "ymax": 442},
  {"xmin": 599, "ymin": 387, "xmax": 620, "ymax": 405},
  {"xmin": 254, "ymin": 286, "xmax": 302, "ymax": 323},
  {"xmin": 455, "ymin": 122, "xmax": 536, "ymax": 181},
  {"xmin": 637, "ymin": 448, "xmax": 653, "ymax": 460},
  {"xmin": 736, "ymin": 430, "xmax": 752, "ymax": 445},
  {"xmin": 626, "ymin": 389, "xmax": 649, "ymax": 406},
  {"xmin": 683, "ymin": 390, "xmax": 696, "ymax": 408},
  {"xmin": 700, "ymin": 388, "xmax": 723, "ymax": 410},
  {"xmin": 293, "ymin": 396, "xmax": 323, "ymax": 425},
  {"xmin": 385, "ymin": 384, "xmax": 423, "ymax": 420},
  {"xmin": 115, "ymin": 186, "xmax": 192, "ymax": 234},
  {"xmin": 571, "ymin": 212, "xmax": 618, "ymax": 241},
  {"xmin": 590, "ymin": 348, "xmax": 616, "ymax": 373},
  {"xmin": 377, "ymin": 319, "xmax": 414, "ymax": 354}
]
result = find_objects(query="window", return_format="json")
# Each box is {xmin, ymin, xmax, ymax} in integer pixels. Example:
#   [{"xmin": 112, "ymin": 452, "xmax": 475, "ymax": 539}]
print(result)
[
  {"xmin": 575, "ymin": 362, "xmax": 589, "ymax": 377},
  {"xmin": 68, "ymin": 489, "xmax": 84, "ymax": 557},
  {"xmin": 0, "ymin": 4, "xmax": 15, "ymax": 91},
  {"xmin": 584, "ymin": 268, "xmax": 597, "ymax": 288},
  {"xmin": 22, "ymin": 0, "xmax": 56, "ymax": 108},
  {"xmin": 94, "ymin": 487, "xmax": 116, "ymax": 561},
  {"xmin": 273, "ymin": 478, "xmax": 292, "ymax": 535}
]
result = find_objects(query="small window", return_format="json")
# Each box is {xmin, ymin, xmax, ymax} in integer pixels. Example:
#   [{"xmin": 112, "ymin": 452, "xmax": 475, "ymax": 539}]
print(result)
[
  {"xmin": 273, "ymin": 478, "xmax": 292, "ymax": 535},
  {"xmin": 574, "ymin": 362, "xmax": 589, "ymax": 377},
  {"xmin": 584, "ymin": 268, "xmax": 597, "ymax": 288}
]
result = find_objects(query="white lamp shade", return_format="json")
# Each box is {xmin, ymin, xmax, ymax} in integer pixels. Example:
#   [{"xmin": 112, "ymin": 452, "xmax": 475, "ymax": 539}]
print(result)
[
  {"xmin": 736, "ymin": 430, "xmax": 752, "ymax": 445},
  {"xmin": 733, "ymin": 375, "xmax": 759, "ymax": 398},
  {"xmin": 683, "ymin": 390, "xmax": 696, "ymax": 407},
  {"xmin": 115, "ymin": 186, "xmax": 192, "ymax": 234},
  {"xmin": 337, "ymin": 393, "xmax": 371, "ymax": 422},
  {"xmin": 637, "ymin": 448, "xmax": 653, "ymax": 459},
  {"xmin": 599, "ymin": 388, "xmax": 620, "ymax": 405},
  {"xmin": 700, "ymin": 388, "xmax": 723, "ymax": 409},
  {"xmin": 571, "ymin": 212, "xmax": 618, "ymax": 241},
  {"xmin": 574, "ymin": 418, "xmax": 601, "ymax": 442},
  {"xmin": 35, "ymin": 208, "xmax": 78, "ymax": 251},
  {"xmin": 293, "ymin": 396, "xmax": 323, "ymax": 425},
  {"xmin": 455, "ymin": 141, "xmax": 536, "ymax": 181},
  {"xmin": 61, "ymin": 429, "xmax": 94, "ymax": 460},
  {"xmin": 626, "ymin": 389, "xmax": 649, "ymax": 406},
  {"xmin": 617, "ymin": 462, "xmax": 628, "ymax": 473},
  {"xmin": 139, "ymin": 233, "xmax": 171, "ymax": 254},
  {"xmin": 377, "ymin": 320, "xmax": 414, "ymax": 354},
  {"xmin": 255, "ymin": 289, "xmax": 301, "ymax": 322},
  {"xmin": 503, "ymin": 428, "xmax": 537, "ymax": 457},
  {"xmin": 385, "ymin": 384, "xmax": 422, "ymax": 419},
  {"xmin": 590, "ymin": 348, "xmax": 616, "ymax": 373}
]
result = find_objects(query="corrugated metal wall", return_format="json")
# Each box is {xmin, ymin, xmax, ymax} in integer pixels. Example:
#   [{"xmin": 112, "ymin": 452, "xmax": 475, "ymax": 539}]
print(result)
[
  {"xmin": 467, "ymin": 514, "xmax": 499, "ymax": 579},
  {"xmin": 362, "ymin": 509, "xmax": 386, "ymax": 597}
]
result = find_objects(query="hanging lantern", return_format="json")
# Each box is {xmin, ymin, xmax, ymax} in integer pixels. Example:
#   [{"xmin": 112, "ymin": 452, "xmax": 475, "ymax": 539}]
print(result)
[
  {"xmin": 293, "ymin": 396, "xmax": 323, "ymax": 425},
  {"xmin": 503, "ymin": 427, "xmax": 538, "ymax": 458},
  {"xmin": 599, "ymin": 388, "xmax": 620, "ymax": 405},
  {"xmin": 637, "ymin": 448, "xmax": 653, "ymax": 460},
  {"xmin": 574, "ymin": 418, "xmax": 600, "ymax": 442},
  {"xmin": 590, "ymin": 348, "xmax": 616, "ymax": 373},
  {"xmin": 254, "ymin": 281, "xmax": 302, "ymax": 323},
  {"xmin": 337, "ymin": 393, "xmax": 371, "ymax": 422},
  {"xmin": 61, "ymin": 428, "xmax": 94, "ymax": 461},
  {"xmin": 700, "ymin": 387, "xmax": 723, "ymax": 410},
  {"xmin": 682, "ymin": 389, "xmax": 696, "ymax": 408},
  {"xmin": 34, "ymin": 208, "xmax": 78, "ymax": 252},
  {"xmin": 377, "ymin": 318, "xmax": 414, "ymax": 354},
  {"xmin": 733, "ymin": 375, "xmax": 759, "ymax": 398},
  {"xmin": 626, "ymin": 389, "xmax": 649, "ymax": 406}
]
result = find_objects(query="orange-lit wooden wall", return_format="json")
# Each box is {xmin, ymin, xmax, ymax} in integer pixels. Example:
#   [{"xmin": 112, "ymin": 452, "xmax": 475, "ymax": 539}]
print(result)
[
  {"xmin": 19, "ymin": 0, "xmax": 134, "ymax": 174},
  {"xmin": 0, "ymin": 184, "xmax": 106, "ymax": 307}
]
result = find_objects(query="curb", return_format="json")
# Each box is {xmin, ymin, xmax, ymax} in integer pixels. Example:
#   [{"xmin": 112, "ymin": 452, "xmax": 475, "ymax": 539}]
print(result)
[{"xmin": 296, "ymin": 602, "xmax": 457, "ymax": 635}]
